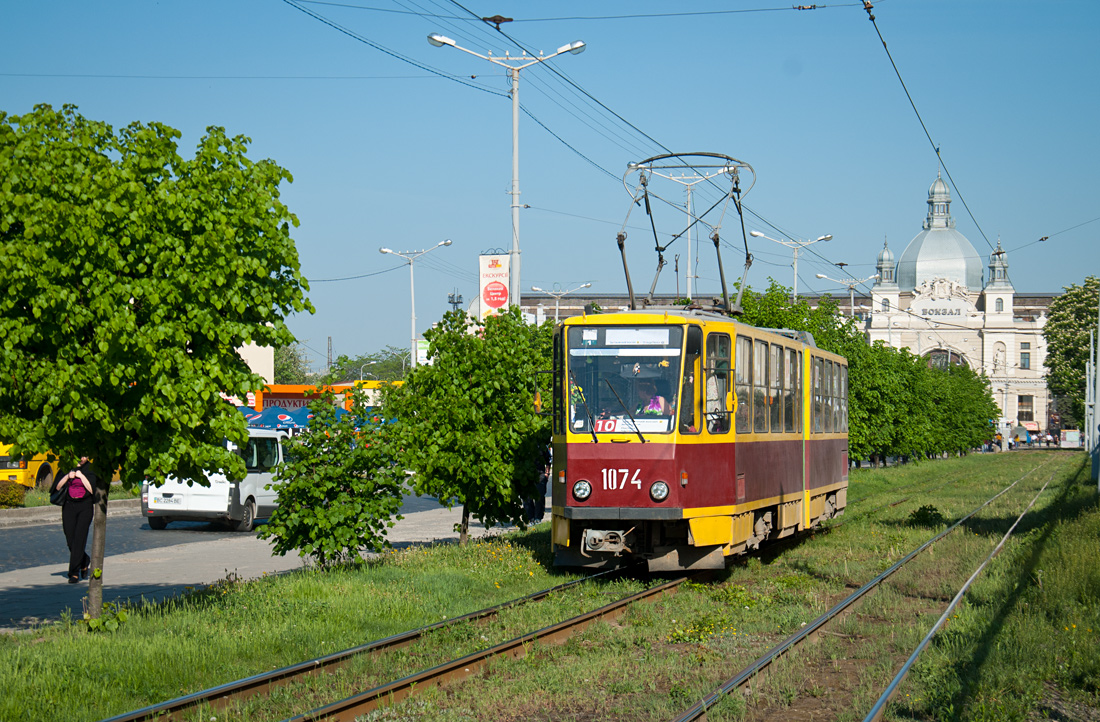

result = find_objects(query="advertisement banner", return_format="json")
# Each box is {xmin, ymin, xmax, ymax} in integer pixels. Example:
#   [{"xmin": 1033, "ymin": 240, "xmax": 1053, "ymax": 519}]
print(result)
[{"xmin": 479, "ymin": 254, "xmax": 510, "ymax": 318}]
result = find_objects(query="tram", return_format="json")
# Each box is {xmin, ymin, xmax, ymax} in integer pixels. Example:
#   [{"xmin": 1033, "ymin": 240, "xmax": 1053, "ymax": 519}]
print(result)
[{"xmin": 550, "ymin": 308, "xmax": 848, "ymax": 571}]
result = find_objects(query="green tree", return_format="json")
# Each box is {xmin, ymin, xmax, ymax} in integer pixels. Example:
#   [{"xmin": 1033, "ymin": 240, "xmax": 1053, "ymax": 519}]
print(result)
[
  {"xmin": 323, "ymin": 345, "xmax": 412, "ymax": 384},
  {"xmin": 383, "ymin": 308, "xmax": 550, "ymax": 544},
  {"xmin": 274, "ymin": 344, "xmax": 312, "ymax": 384},
  {"xmin": 1043, "ymin": 275, "xmax": 1099, "ymax": 427},
  {"xmin": 258, "ymin": 389, "xmax": 405, "ymax": 567},
  {"xmin": 0, "ymin": 105, "xmax": 311, "ymax": 615}
]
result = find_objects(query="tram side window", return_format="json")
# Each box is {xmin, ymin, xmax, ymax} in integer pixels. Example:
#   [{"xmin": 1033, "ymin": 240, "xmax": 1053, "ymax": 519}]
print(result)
[
  {"xmin": 705, "ymin": 333, "xmax": 731, "ymax": 434},
  {"xmin": 735, "ymin": 336, "xmax": 752, "ymax": 433},
  {"xmin": 785, "ymin": 348, "xmax": 798, "ymax": 432},
  {"xmin": 753, "ymin": 340, "xmax": 768, "ymax": 433},
  {"xmin": 680, "ymin": 326, "xmax": 703, "ymax": 434},
  {"xmin": 770, "ymin": 345, "xmax": 783, "ymax": 432},
  {"xmin": 797, "ymin": 351, "xmax": 804, "ymax": 431},
  {"xmin": 840, "ymin": 365, "xmax": 849, "ymax": 432},
  {"xmin": 812, "ymin": 357, "xmax": 824, "ymax": 433},
  {"xmin": 823, "ymin": 360, "xmax": 834, "ymax": 433},
  {"xmin": 832, "ymin": 361, "xmax": 842, "ymax": 432}
]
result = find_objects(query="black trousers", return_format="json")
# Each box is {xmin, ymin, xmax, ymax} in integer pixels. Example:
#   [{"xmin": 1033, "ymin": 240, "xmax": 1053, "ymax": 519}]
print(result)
[{"xmin": 62, "ymin": 498, "xmax": 93, "ymax": 579}]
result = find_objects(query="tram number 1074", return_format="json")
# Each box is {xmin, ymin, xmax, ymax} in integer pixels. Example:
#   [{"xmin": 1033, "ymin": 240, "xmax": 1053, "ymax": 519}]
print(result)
[{"xmin": 602, "ymin": 468, "xmax": 642, "ymax": 491}]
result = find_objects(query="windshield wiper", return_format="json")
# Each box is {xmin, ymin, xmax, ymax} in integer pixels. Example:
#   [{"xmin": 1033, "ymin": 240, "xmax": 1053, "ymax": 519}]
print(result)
[
  {"xmin": 569, "ymin": 370, "xmax": 599, "ymax": 444},
  {"xmin": 604, "ymin": 379, "xmax": 647, "ymax": 443}
]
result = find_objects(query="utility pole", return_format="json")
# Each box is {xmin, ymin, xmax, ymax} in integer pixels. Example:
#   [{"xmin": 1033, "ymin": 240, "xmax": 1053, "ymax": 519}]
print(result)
[
  {"xmin": 428, "ymin": 33, "xmax": 586, "ymax": 305},
  {"xmin": 326, "ymin": 336, "xmax": 332, "ymax": 374},
  {"xmin": 816, "ymin": 271, "xmax": 880, "ymax": 317},
  {"xmin": 751, "ymin": 231, "xmax": 833, "ymax": 303},
  {"xmin": 380, "ymin": 240, "xmax": 453, "ymax": 369}
]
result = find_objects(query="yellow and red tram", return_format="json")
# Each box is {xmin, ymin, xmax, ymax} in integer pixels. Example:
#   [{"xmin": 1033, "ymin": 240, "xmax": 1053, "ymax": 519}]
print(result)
[{"xmin": 550, "ymin": 309, "xmax": 848, "ymax": 572}]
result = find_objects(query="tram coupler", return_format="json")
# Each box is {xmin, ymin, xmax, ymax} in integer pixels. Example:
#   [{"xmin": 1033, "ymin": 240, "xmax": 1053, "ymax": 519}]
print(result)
[{"xmin": 581, "ymin": 528, "xmax": 633, "ymax": 555}]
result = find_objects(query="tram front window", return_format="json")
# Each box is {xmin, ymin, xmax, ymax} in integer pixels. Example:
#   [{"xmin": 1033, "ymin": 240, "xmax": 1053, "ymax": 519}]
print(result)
[{"xmin": 566, "ymin": 326, "xmax": 684, "ymax": 435}]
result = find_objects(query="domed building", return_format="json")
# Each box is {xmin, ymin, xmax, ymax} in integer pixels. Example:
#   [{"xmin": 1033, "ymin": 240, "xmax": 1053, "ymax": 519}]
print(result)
[{"xmin": 866, "ymin": 175, "xmax": 1054, "ymax": 436}]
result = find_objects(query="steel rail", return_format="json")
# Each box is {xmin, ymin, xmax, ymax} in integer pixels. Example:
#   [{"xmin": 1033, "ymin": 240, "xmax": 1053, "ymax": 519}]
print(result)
[
  {"xmin": 863, "ymin": 471, "xmax": 1056, "ymax": 721},
  {"xmin": 286, "ymin": 575, "xmax": 691, "ymax": 722},
  {"xmin": 670, "ymin": 456, "xmax": 1053, "ymax": 721},
  {"xmin": 101, "ymin": 569, "xmax": 621, "ymax": 722}
]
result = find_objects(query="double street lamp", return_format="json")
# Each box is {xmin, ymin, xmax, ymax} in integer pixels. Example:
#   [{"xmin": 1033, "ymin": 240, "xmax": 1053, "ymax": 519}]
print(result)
[
  {"xmin": 380, "ymin": 239, "xmax": 452, "ymax": 369},
  {"xmin": 815, "ymin": 271, "xmax": 880, "ymax": 318},
  {"xmin": 530, "ymin": 282, "xmax": 591, "ymax": 322},
  {"xmin": 427, "ymin": 32, "xmax": 585, "ymax": 305},
  {"xmin": 749, "ymin": 230, "xmax": 832, "ymax": 303}
]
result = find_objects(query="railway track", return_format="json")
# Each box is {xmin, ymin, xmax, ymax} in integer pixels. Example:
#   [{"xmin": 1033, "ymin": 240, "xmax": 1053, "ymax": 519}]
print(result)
[
  {"xmin": 287, "ymin": 574, "xmax": 696, "ymax": 721},
  {"xmin": 670, "ymin": 455, "xmax": 1062, "ymax": 721},
  {"xmin": 104, "ymin": 455, "xmax": 1065, "ymax": 722},
  {"xmin": 102, "ymin": 570, "xmax": 622, "ymax": 722}
]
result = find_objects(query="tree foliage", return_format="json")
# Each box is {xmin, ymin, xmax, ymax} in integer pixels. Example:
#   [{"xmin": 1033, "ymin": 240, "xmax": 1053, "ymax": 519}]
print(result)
[
  {"xmin": 274, "ymin": 344, "xmax": 312, "ymax": 385},
  {"xmin": 382, "ymin": 308, "xmax": 551, "ymax": 544},
  {"xmin": 1043, "ymin": 275, "xmax": 1099, "ymax": 427},
  {"xmin": 739, "ymin": 279, "xmax": 998, "ymax": 462},
  {"xmin": 323, "ymin": 345, "xmax": 411, "ymax": 384},
  {"xmin": 258, "ymin": 389, "xmax": 405, "ymax": 567},
  {"xmin": 0, "ymin": 104, "xmax": 311, "ymax": 611}
]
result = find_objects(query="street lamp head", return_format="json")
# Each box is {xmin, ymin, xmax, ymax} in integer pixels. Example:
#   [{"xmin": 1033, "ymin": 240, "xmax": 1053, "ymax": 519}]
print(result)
[
  {"xmin": 580, "ymin": 282, "xmax": 592, "ymax": 289},
  {"xmin": 439, "ymin": 239, "xmax": 452, "ymax": 247},
  {"xmin": 749, "ymin": 230, "xmax": 765, "ymax": 238},
  {"xmin": 815, "ymin": 274, "xmax": 826, "ymax": 279},
  {"xmin": 531, "ymin": 286, "xmax": 544, "ymax": 292},
  {"xmin": 817, "ymin": 234, "xmax": 833, "ymax": 242},
  {"xmin": 427, "ymin": 33, "xmax": 455, "ymax": 47},
  {"xmin": 379, "ymin": 247, "xmax": 393, "ymax": 255},
  {"xmin": 558, "ymin": 40, "xmax": 586, "ymax": 55}
]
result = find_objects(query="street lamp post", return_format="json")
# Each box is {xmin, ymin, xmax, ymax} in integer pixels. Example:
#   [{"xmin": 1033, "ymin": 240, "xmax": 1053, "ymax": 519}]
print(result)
[
  {"xmin": 359, "ymin": 362, "xmax": 376, "ymax": 381},
  {"xmin": 530, "ymin": 282, "xmax": 592, "ymax": 322},
  {"xmin": 749, "ymin": 230, "xmax": 832, "ymax": 303},
  {"xmin": 380, "ymin": 239, "xmax": 452, "ymax": 369},
  {"xmin": 428, "ymin": 33, "xmax": 585, "ymax": 305},
  {"xmin": 816, "ymin": 271, "xmax": 880, "ymax": 318}
]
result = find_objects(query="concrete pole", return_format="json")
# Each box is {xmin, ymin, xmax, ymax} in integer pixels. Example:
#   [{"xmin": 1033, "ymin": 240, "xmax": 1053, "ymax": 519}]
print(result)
[
  {"xmin": 791, "ymin": 248, "xmax": 800, "ymax": 303},
  {"xmin": 409, "ymin": 260, "xmax": 417, "ymax": 369},
  {"xmin": 686, "ymin": 184, "xmax": 693, "ymax": 301},
  {"xmin": 510, "ymin": 67, "xmax": 522, "ymax": 307}
]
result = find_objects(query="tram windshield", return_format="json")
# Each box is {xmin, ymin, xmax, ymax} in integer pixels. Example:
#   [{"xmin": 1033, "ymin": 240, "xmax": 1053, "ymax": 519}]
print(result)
[{"xmin": 566, "ymin": 325, "xmax": 684, "ymax": 435}]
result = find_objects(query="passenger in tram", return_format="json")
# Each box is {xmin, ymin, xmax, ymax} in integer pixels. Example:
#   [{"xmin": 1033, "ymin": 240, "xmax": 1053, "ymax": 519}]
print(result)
[{"xmin": 636, "ymin": 379, "xmax": 673, "ymax": 416}]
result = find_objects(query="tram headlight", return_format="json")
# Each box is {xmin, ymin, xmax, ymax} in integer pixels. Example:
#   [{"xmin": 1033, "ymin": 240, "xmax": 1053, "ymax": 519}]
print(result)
[
  {"xmin": 572, "ymin": 479, "xmax": 592, "ymax": 501},
  {"xmin": 649, "ymin": 481, "xmax": 670, "ymax": 502}
]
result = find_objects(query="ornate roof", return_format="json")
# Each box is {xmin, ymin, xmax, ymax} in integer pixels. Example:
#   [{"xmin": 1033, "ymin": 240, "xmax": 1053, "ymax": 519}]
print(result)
[{"xmin": 896, "ymin": 173, "xmax": 983, "ymax": 293}]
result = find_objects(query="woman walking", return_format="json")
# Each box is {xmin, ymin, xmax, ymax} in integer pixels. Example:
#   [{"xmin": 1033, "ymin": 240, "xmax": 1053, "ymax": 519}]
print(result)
[{"xmin": 57, "ymin": 457, "xmax": 95, "ymax": 584}]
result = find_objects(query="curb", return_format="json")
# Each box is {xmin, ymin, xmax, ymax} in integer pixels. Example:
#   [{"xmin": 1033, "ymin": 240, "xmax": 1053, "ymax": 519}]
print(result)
[{"xmin": 0, "ymin": 498, "xmax": 142, "ymax": 528}]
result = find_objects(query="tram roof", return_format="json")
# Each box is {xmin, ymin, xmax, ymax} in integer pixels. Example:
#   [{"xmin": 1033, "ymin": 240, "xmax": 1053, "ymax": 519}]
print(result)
[{"xmin": 560, "ymin": 307, "xmax": 820, "ymax": 349}]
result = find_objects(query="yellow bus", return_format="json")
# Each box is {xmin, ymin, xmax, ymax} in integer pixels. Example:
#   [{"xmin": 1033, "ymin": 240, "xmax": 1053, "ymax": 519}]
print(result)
[{"xmin": 0, "ymin": 445, "xmax": 55, "ymax": 489}]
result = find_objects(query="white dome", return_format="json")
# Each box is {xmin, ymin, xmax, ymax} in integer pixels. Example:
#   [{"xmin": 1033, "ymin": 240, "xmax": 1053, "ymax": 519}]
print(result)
[{"xmin": 896, "ymin": 174, "xmax": 983, "ymax": 292}]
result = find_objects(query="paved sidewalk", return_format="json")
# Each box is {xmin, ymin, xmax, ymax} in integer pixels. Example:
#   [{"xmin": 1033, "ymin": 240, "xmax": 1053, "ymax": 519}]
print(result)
[{"xmin": 0, "ymin": 505, "xmax": 514, "ymax": 632}]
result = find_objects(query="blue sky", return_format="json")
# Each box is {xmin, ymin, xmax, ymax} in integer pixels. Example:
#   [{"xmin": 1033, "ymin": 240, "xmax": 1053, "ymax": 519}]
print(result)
[{"xmin": 4, "ymin": 0, "xmax": 1097, "ymax": 371}]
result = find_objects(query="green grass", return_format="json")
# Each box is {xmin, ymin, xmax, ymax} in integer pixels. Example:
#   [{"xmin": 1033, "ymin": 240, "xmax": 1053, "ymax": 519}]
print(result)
[{"xmin": 3, "ymin": 452, "xmax": 1096, "ymax": 721}]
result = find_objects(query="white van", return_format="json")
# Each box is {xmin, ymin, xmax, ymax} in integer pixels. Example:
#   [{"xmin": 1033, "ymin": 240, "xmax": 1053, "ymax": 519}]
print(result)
[{"xmin": 141, "ymin": 429, "xmax": 287, "ymax": 532}]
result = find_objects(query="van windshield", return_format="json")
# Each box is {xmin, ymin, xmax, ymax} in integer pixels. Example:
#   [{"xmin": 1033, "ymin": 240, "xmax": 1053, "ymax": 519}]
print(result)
[{"xmin": 236, "ymin": 437, "xmax": 280, "ymax": 473}]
